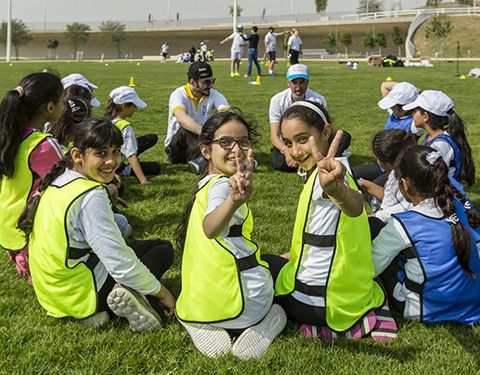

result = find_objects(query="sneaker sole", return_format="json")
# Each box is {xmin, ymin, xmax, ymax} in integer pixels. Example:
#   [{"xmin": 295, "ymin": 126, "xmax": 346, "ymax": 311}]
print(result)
[
  {"xmin": 107, "ymin": 286, "xmax": 162, "ymax": 333},
  {"xmin": 232, "ymin": 304, "xmax": 287, "ymax": 360},
  {"xmin": 177, "ymin": 317, "xmax": 232, "ymax": 358}
]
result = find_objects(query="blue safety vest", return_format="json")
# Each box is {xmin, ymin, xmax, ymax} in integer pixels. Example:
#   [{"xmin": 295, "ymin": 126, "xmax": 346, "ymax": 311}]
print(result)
[
  {"xmin": 424, "ymin": 133, "xmax": 462, "ymax": 182},
  {"xmin": 393, "ymin": 210, "xmax": 480, "ymax": 325},
  {"xmin": 384, "ymin": 114, "xmax": 413, "ymax": 133}
]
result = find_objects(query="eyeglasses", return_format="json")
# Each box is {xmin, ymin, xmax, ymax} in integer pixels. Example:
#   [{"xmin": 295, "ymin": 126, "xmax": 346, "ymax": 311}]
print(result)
[
  {"xmin": 211, "ymin": 136, "xmax": 251, "ymax": 151},
  {"xmin": 198, "ymin": 77, "xmax": 216, "ymax": 86}
]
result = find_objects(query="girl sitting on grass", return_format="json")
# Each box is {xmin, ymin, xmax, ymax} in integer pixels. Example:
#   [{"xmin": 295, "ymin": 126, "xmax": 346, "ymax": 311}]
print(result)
[
  {"xmin": 402, "ymin": 90, "xmax": 475, "ymax": 187},
  {"xmin": 263, "ymin": 101, "xmax": 397, "ymax": 341},
  {"xmin": 0, "ymin": 72, "xmax": 64, "ymax": 282},
  {"xmin": 176, "ymin": 109, "xmax": 286, "ymax": 360},
  {"xmin": 18, "ymin": 118, "xmax": 175, "ymax": 331},
  {"xmin": 105, "ymin": 86, "xmax": 160, "ymax": 185},
  {"xmin": 372, "ymin": 145, "xmax": 480, "ymax": 324}
]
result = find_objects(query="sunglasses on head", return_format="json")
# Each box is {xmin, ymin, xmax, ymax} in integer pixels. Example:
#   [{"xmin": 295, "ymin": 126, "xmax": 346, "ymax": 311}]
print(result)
[{"xmin": 211, "ymin": 136, "xmax": 251, "ymax": 151}]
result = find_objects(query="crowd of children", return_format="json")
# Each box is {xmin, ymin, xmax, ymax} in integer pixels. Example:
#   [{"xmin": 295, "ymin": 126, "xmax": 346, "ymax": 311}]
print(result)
[{"xmin": 0, "ymin": 69, "xmax": 478, "ymax": 360}]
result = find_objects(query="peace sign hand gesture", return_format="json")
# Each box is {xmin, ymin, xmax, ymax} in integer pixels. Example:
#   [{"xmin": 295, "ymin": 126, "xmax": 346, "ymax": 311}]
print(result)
[
  {"xmin": 228, "ymin": 148, "xmax": 254, "ymax": 205},
  {"xmin": 309, "ymin": 130, "xmax": 347, "ymax": 199}
]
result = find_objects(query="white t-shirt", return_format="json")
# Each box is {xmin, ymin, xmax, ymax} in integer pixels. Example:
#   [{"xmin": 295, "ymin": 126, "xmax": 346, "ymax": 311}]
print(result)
[
  {"xmin": 375, "ymin": 171, "xmax": 412, "ymax": 222},
  {"xmin": 200, "ymin": 174, "xmax": 274, "ymax": 329},
  {"xmin": 227, "ymin": 32, "xmax": 247, "ymax": 53},
  {"xmin": 427, "ymin": 131, "xmax": 456, "ymax": 177},
  {"xmin": 287, "ymin": 35, "xmax": 302, "ymax": 51},
  {"xmin": 269, "ymin": 88, "xmax": 327, "ymax": 124},
  {"xmin": 200, "ymin": 44, "xmax": 208, "ymax": 52},
  {"xmin": 264, "ymin": 32, "xmax": 278, "ymax": 52},
  {"xmin": 165, "ymin": 84, "xmax": 229, "ymax": 147},
  {"xmin": 161, "ymin": 43, "xmax": 169, "ymax": 54},
  {"xmin": 53, "ymin": 169, "xmax": 161, "ymax": 296}
]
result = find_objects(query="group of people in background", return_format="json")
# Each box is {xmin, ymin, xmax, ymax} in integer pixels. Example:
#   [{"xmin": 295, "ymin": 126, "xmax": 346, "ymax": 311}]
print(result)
[{"xmin": 1, "ymin": 58, "xmax": 479, "ymax": 361}]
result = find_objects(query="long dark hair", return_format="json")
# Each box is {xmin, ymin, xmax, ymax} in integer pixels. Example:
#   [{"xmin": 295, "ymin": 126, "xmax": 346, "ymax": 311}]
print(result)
[
  {"xmin": 280, "ymin": 100, "xmax": 331, "ymax": 134},
  {"xmin": 0, "ymin": 72, "xmax": 63, "ymax": 178},
  {"xmin": 372, "ymin": 129, "xmax": 416, "ymax": 165},
  {"xmin": 49, "ymin": 96, "xmax": 89, "ymax": 146},
  {"xmin": 395, "ymin": 145, "xmax": 476, "ymax": 277},
  {"xmin": 64, "ymin": 85, "xmax": 93, "ymax": 116},
  {"xmin": 175, "ymin": 108, "xmax": 257, "ymax": 251},
  {"xmin": 18, "ymin": 117, "xmax": 123, "ymax": 236},
  {"xmin": 422, "ymin": 108, "xmax": 475, "ymax": 186}
]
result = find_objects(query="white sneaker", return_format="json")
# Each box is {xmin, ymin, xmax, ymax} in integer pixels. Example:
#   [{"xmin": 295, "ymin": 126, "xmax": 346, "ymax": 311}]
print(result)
[
  {"xmin": 177, "ymin": 317, "xmax": 232, "ymax": 358},
  {"xmin": 107, "ymin": 284, "xmax": 162, "ymax": 333},
  {"xmin": 232, "ymin": 304, "xmax": 287, "ymax": 360}
]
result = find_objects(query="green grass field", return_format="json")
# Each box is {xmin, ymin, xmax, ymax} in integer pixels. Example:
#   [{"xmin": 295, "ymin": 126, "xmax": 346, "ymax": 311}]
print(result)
[{"xmin": 0, "ymin": 60, "xmax": 479, "ymax": 374}]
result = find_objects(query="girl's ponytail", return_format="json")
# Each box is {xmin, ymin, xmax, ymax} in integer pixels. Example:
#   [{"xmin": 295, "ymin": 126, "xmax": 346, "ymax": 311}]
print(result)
[
  {"xmin": 448, "ymin": 110, "xmax": 475, "ymax": 186},
  {"xmin": 0, "ymin": 89, "xmax": 29, "ymax": 178},
  {"xmin": 434, "ymin": 164, "xmax": 474, "ymax": 277},
  {"xmin": 450, "ymin": 183, "xmax": 480, "ymax": 230},
  {"xmin": 17, "ymin": 157, "xmax": 71, "ymax": 236}
]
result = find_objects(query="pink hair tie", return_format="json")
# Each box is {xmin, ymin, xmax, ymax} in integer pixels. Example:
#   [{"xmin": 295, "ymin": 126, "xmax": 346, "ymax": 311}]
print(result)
[
  {"xmin": 15, "ymin": 86, "xmax": 24, "ymax": 97},
  {"xmin": 32, "ymin": 190, "xmax": 41, "ymax": 199}
]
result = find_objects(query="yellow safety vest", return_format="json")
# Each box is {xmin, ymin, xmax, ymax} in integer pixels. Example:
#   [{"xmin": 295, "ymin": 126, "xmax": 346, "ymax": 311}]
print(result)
[
  {"xmin": 113, "ymin": 119, "xmax": 131, "ymax": 166},
  {"xmin": 275, "ymin": 169, "xmax": 384, "ymax": 331},
  {"xmin": 29, "ymin": 177, "xmax": 103, "ymax": 319},
  {"xmin": 0, "ymin": 130, "xmax": 49, "ymax": 251},
  {"xmin": 176, "ymin": 175, "xmax": 269, "ymax": 323}
]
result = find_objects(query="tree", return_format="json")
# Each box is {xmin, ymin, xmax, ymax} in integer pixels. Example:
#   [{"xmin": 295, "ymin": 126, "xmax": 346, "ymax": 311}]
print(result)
[
  {"xmin": 340, "ymin": 32, "xmax": 353, "ymax": 57},
  {"xmin": 357, "ymin": 0, "xmax": 384, "ymax": 13},
  {"xmin": 100, "ymin": 20, "xmax": 128, "ymax": 59},
  {"xmin": 65, "ymin": 22, "xmax": 90, "ymax": 56},
  {"xmin": 375, "ymin": 32, "xmax": 387, "ymax": 55},
  {"xmin": 362, "ymin": 33, "xmax": 376, "ymax": 54},
  {"xmin": 228, "ymin": 5, "xmax": 243, "ymax": 17},
  {"xmin": 47, "ymin": 39, "xmax": 59, "ymax": 60},
  {"xmin": 0, "ymin": 19, "xmax": 33, "ymax": 60},
  {"xmin": 425, "ymin": 14, "xmax": 453, "ymax": 56},
  {"xmin": 391, "ymin": 26, "xmax": 404, "ymax": 56},
  {"xmin": 324, "ymin": 32, "xmax": 336, "ymax": 52},
  {"xmin": 426, "ymin": 0, "xmax": 442, "ymax": 6},
  {"xmin": 315, "ymin": 0, "xmax": 328, "ymax": 13},
  {"xmin": 455, "ymin": 0, "xmax": 473, "ymax": 4}
]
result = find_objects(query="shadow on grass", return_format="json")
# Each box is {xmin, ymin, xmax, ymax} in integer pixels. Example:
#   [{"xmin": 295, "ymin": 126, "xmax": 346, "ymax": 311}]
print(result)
[{"xmin": 446, "ymin": 323, "xmax": 480, "ymax": 367}]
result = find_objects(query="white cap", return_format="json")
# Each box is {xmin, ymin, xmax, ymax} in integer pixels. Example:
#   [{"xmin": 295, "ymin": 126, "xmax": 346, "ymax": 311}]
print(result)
[
  {"xmin": 402, "ymin": 90, "xmax": 454, "ymax": 117},
  {"xmin": 287, "ymin": 64, "xmax": 309, "ymax": 80},
  {"xmin": 378, "ymin": 82, "xmax": 419, "ymax": 110},
  {"xmin": 236, "ymin": 24, "xmax": 243, "ymax": 30},
  {"xmin": 109, "ymin": 86, "xmax": 147, "ymax": 108},
  {"xmin": 61, "ymin": 73, "xmax": 100, "ymax": 108}
]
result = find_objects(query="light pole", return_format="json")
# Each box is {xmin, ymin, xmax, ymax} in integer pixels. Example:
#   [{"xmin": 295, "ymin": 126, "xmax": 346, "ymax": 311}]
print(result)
[
  {"xmin": 6, "ymin": 0, "xmax": 12, "ymax": 62},
  {"xmin": 233, "ymin": 0, "xmax": 237, "ymax": 32}
]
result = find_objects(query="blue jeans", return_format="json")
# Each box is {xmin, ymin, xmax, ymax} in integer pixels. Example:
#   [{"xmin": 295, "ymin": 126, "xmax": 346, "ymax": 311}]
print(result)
[{"xmin": 247, "ymin": 48, "xmax": 262, "ymax": 76}]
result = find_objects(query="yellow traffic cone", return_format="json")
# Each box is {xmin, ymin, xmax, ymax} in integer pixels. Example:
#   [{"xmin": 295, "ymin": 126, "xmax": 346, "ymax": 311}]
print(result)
[
  {"xmin": 385, "ymin": 76, "xmax": 393, "ymax": 82},
  {"xmin": 255, "ymin": 75, "xmax": 262, "ymax": 85},
  {"xmin": 129, "ymin": 76, "xmax": 136, "ymax": 87}
]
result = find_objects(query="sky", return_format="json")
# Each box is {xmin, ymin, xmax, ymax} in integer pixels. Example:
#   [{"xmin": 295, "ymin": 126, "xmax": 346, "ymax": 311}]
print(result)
[{"xmin": 1, "ymin": 0, "xmax": 428, "ymax": 24}]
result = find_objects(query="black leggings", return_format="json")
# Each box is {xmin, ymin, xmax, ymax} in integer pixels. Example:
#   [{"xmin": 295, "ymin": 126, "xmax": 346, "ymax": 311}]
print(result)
[
  {"xmin": 96, "ymin": 239, "xmax": 174, "ymax": 312},
  {"xmin": 118, "ymin": 134, "xmax": 161, "ymax": 176},
  {"xmin": 261, "ymin": 254, "xmax": 327, "ymax": 326},
  {"xmin": 165, "ymin": 127, "xmax": 198, "ymax": 164},
  {"xmin": 352, "ymin": 162, "xmax": 388, "ymax": 187}
]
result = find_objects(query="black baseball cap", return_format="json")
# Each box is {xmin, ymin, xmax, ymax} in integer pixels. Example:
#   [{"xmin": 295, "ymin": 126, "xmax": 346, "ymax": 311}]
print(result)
[{"xmin": 188, "ymin": 61, "xmax": 213, "ymax": 80}]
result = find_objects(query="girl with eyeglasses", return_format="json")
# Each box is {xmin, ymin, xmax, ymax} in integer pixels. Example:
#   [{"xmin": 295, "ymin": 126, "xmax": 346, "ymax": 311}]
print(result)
[{"xmin": 175, "ymin": 109, "xmax": 286, "ymax": 360}]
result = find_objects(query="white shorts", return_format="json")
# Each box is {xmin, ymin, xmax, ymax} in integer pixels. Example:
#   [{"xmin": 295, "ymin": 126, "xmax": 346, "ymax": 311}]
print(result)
[{"xmin": 231, "ymin": 51, "xmax": 243, "ymax": 60}]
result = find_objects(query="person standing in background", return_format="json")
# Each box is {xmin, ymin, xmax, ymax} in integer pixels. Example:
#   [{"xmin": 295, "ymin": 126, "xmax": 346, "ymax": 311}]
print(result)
[
  {"xmin": 220, "ymin": 25, "xmax": 247, "ymax": 77},
  {"xmin": 242, "ymin": 26, "xmax": 262, "ymax": 77},
  {"xmin": 160, "ymin": 42, "xmax": 169, "ymax": 64},
  {"xmin": 287, "ymin": 29, "xmax": 302, "ymax": 65},
  {"xmin": 264, "ymin": 26, "xmax": 287, "ymax": 75}
]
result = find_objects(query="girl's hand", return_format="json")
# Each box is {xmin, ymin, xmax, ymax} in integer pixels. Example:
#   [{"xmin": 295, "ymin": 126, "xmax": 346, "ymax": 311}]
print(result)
[
  {"xmin": 228, "ymin": 148, "xmax": 254, "ymax": 205},
  {"xmin": 309, "ymin": 131, "xmax": 347, "ymax": 197},
  {"xmin": 155, "ymin": 285, "xmax": 176, "ymax": 317}
]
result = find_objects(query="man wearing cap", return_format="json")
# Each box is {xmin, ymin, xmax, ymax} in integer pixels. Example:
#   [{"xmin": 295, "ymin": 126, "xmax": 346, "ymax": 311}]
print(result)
[
  {"xmin": 220, "ymin": 25, "xmax": 247, "ymax": 77},
  {"xmin": 165, "ymin": 61, "xmax": 229, "ymax": 165},
  {"xmin": 61, "ymin": 73, "xmax": 101, "ymax": 110},
  {"xmin": 269, "ymin": 64, "xmax": 327, "ymax": 171},
  {"xmin": 264, "ymin": 27, "xmax": 287, "ymax": 75}
]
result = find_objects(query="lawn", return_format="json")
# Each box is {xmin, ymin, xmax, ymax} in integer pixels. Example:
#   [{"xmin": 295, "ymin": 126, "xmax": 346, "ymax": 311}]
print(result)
[{"xmin": 0, "ymin": 59, "xmax": 479, "ymax": 374}]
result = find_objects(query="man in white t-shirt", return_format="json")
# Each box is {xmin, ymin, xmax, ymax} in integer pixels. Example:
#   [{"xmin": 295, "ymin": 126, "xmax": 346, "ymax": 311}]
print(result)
[
  {"xmin": 287, "ymin": 28, "xmax": 302, "ymax": 65},
  {"xmin": 165, "ymin": 61, "xmax": 229, "ymax": 164},
  {"xmin": 264, "ymin": 26, "xmax": 287, "ymax": 75},
  {"xmin": 269, "ymin": 64, "xmax": 328, "ymax": 171},
  {"xmin": 160, "ymin": 42, "xmax": 169, "ymax": 63},
  {"xmin": 220, "ymin": 24, "xmax": 247, "ymax": 77},
  {"xmin": 200, "ymin": 41, "xmax": 208, "ymax": 61}
]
